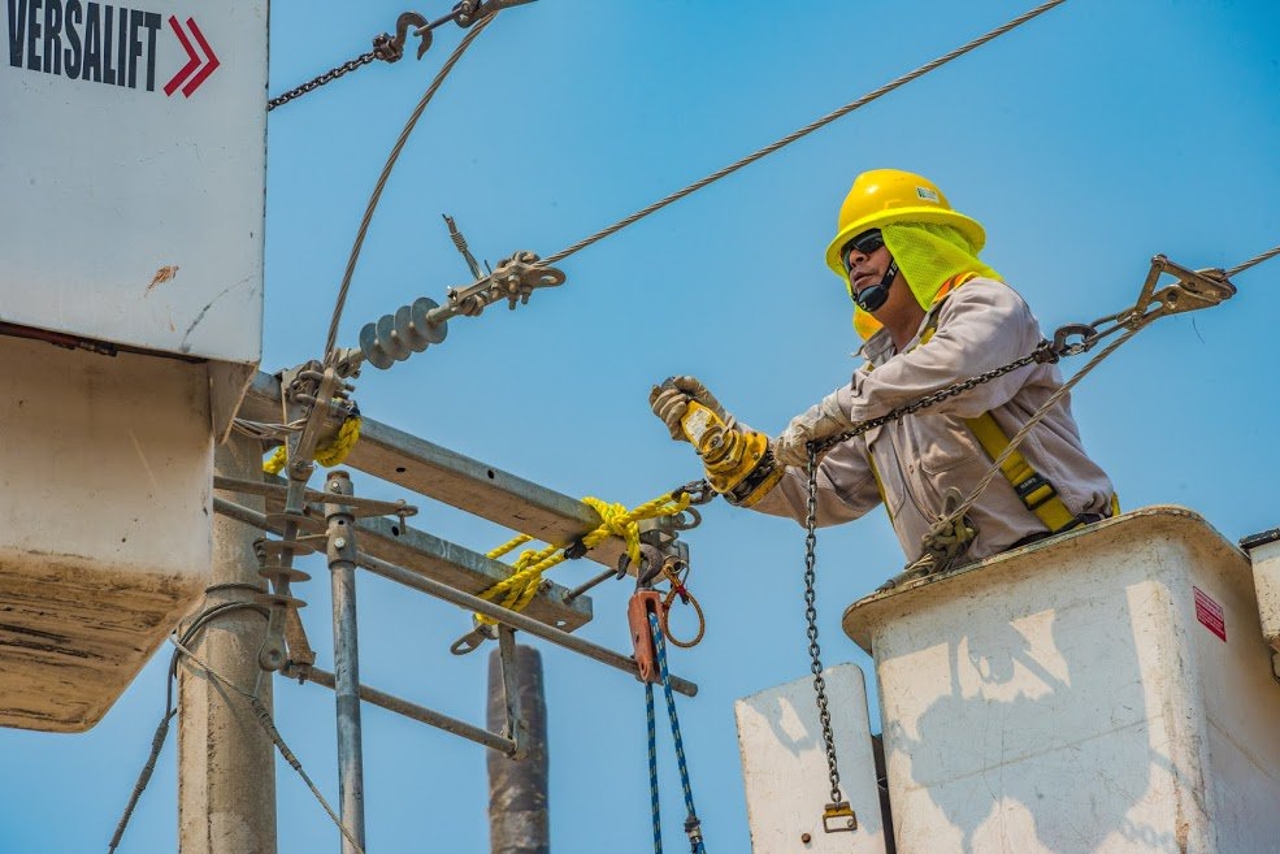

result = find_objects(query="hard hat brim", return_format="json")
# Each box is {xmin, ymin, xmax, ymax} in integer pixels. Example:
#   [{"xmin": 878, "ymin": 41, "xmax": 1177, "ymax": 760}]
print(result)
[{"xmin": 824, "ymin": 207, "xmax": 987, "ymax": 278}]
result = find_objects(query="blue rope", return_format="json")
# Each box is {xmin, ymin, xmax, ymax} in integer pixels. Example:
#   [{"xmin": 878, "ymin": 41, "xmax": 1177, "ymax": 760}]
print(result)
[
  {"xmin": 648, "ymin": 611, "xmax": 706, "ymax": 854},
  {"xmin": 647, "ymin": 676, "xmax": 663, "ymax": 853}
]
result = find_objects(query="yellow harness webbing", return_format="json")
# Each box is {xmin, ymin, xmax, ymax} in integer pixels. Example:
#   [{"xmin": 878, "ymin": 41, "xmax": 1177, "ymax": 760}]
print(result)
[
  {"xmin": 872, "ymin": 272, "xmax": 1093, "ymax": 535},
  {"xmin": 963, "ymin": 411, "xmax": 1078, "ymax": 533}
]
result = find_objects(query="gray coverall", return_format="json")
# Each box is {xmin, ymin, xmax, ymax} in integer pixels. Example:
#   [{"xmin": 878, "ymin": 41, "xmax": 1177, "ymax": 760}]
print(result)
[{"xmin": 751, "ymin": 277, "xmax": 1115, "ymax": 562}]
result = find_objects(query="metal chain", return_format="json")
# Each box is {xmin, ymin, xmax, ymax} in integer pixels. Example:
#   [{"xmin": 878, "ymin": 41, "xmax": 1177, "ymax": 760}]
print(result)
[
  {"xmin": 936, "ymin": 328, "xmax": 1140, "ymax": 538},
  {"xmin": 268, "ymin": 51, "xmax": 377, "ymax": 112},
  {"xmin": 803, "ymin": 443, "xmax": 843, "ymax": 807},
  {"xmin": 814, "ymin": 342, "xmax": 1056, "ymax": 456},
  {"xmin": 794, "ymin": 337, "xmax": 1070, "ymax": 810}
]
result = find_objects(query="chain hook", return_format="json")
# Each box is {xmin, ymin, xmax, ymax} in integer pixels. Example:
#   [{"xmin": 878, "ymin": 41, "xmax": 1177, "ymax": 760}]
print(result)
[{"xmin": 373, "ymin": 12, "xmax": 432, "ymax": 63}]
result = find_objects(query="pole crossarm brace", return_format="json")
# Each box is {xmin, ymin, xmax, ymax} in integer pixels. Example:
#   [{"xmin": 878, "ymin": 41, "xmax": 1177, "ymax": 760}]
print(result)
[
  {"xmin": 213, "ymin": 495, "xmax": 593, "ymax": 634},
  {"xmin": 239, "ymin": 371, "xmax": 629, "ymax": 570},
  {"xmin": 286, "ymin": 663, "xmax": 518, "ymax": 756}
]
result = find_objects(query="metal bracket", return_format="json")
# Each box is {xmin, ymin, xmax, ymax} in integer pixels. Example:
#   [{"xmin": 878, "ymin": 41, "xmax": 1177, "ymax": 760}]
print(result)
[
  {"xmin": 1054, "ymin": 255, "xmax": 1236, "ymax": 356},
  {"xmin": 496, "ymin": 625, "xmax": 528, "ymax": 759},
  {"xmin": 450, "ymin": 618, "xmax": 499, "ymax": 656},
  {"xmin": 215, "ymin": 476, "xmax": 417, "ymax": 520},
  {"xmin": 456, "ymin": 0, "xmax": 538, "ymax": 28},
  {"xmin": 252, "ymin": 362, "xmax": 358, "ymax": 672},
  {"xmin": 445, "ymin": 250, "xmax": 566, "ymax": 316}
]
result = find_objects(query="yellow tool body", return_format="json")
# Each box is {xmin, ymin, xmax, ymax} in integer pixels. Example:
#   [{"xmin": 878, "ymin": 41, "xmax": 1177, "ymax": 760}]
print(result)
[{"xmin": 678, "ymin": 399, "xmax": 782, "ymax": 507}]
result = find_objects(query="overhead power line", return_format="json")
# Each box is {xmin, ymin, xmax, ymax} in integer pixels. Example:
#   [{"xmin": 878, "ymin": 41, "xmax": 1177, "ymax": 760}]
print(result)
[
  {"xmin": 325, "ymin": 14, "xmax": 496, "ymax": 358},
  {"xmin": 321, "ymin": 0, "xmax": 1065, "ymax": 360},
  {"xmin": 541, "ymin": 0, "xmax": 1070, "ymax": 267}
]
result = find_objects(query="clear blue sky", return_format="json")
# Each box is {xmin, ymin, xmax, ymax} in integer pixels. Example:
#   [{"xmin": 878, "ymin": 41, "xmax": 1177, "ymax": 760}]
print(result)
[{"xmin": 4, "ymin": 1, "xmax": 1280, "ymax": 851}]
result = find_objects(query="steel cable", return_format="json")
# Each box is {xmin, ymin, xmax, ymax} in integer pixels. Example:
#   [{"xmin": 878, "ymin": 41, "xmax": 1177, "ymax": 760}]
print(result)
[
  {"xmin": 935, "ymin": 327, "xmax": 1141, "ymax": 544},
  {"xmin": 540, "ymin": 0, "xmax": 1068, "ymax": 267},
  {"xmin": 106, "ymin": 601, "xmax": 269, "ymax": 854},
  {"xmin": 1225, "ymin": 244, "xmax": 1280, "ymax": 278},
  {"xmin": 325, "ymin": 15, "xmax": 496, "ymax": 358},
  {"xmin": 170, "ymin": 637, "xmax": 367, "ymax": 854},
  {"xmin": 931, "ymin": 243, "xmax": 1280, "ymax": 547}
]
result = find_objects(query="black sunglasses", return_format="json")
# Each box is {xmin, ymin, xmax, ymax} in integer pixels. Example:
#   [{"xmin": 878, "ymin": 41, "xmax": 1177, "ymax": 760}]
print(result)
[{"xmin": 841, "ymin": 229, "xmax": 885, "ymax": 273}]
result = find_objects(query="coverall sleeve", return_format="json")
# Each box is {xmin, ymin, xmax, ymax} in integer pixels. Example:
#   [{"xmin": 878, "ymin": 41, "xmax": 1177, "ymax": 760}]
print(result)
[
  {"xmin": 748, "ymin": 437, "xmax": 882, "ymax": 528},
  {"xmin": 847, "ymin": 280, "xmax": 1045, "ymax": 422}
]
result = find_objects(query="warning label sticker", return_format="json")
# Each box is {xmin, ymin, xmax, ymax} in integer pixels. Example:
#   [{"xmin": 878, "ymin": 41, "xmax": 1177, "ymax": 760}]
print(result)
[{"xmin": 1193, "ymin": 586, "xmax": 1226, "ymax": 642}]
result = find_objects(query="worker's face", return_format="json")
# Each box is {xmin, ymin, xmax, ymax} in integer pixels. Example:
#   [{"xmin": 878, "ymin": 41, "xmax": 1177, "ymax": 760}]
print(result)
[
  {"xmin": 842, "ymin": 230, "xmax": 893, "ymax": 302},
  {"xmin": 843, "ymin": 229, "xmax": 914, "ymax": 321}
]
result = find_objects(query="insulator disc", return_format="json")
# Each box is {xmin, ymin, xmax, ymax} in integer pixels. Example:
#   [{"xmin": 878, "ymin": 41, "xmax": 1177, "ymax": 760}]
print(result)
[
  {"xmin": 359, "ymin": 321, "xmax": 395, "ymax": 369},
  {"xmin": 411, "ymin": 296, "xmax": 448, "ymax": 344},
  {"xmin": 256, "ymin": 535, "xmax": 316, "ymax": 552},
  {"xmin": 257, "ymin": 566, "xmax": 312, "ymax": 584},
  {"xmin": 377, "ymin": 313, "xmax": 412, "ymax": 362}
]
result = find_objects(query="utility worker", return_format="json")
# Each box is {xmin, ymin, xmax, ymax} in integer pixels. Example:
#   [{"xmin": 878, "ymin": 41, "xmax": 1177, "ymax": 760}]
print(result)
[{"xmin": 651, "ymin": 169, "xmax": 1116, "ymax": 569}]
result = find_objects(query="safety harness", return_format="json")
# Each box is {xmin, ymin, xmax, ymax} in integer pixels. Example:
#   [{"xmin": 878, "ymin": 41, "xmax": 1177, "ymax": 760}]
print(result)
[{"xmin": 868, "ymin": 272, "xmax": 1110, "ymax": 537}]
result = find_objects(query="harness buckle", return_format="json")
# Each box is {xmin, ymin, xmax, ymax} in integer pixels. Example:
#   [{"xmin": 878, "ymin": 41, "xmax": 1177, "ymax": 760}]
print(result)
[{"xmin": 1013, "ymin": 472, "xmax": 1058, "ymax": 511}]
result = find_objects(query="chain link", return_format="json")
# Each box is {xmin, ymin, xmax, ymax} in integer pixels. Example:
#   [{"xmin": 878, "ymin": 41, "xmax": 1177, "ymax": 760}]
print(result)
[
  {"xmin": 803, "ymin": 444, "xmax": 843, "ymax": 806},
  {"xmin": 813, "ymin": 341, "xmax": 1057, "ymax": 457},
  {"xmin": 268, "ymin": 51, "xmax": 378, "ymax": 112},
  {"xmin": 798, "ymin": 338, "xmax": 1061, "ymax": 809}
]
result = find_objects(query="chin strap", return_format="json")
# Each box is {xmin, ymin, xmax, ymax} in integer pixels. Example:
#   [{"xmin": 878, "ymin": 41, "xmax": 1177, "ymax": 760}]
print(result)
[{"xmin": 853, "ymin": 258, "xmax": 898, "ymax": 312}]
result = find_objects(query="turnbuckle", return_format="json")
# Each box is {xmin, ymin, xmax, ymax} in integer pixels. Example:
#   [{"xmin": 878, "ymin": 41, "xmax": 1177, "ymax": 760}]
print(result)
[
  {"xmin": 1051, "ymin": 254, "xmax": 1236, "ymax": 357},
  {"xmin": 822, "ymin": 801, "xmax": 857, "ymax": 833}
]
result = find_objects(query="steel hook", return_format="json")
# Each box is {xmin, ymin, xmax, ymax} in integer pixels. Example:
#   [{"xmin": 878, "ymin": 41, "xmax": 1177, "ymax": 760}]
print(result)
[{"xmin": 373, "ymin": 12, "xmax": 432, "ymax": 63}]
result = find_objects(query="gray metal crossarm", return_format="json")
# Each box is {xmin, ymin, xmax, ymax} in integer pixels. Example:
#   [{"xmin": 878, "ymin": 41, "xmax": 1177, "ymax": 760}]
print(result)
[
  {"xmin": 213, "ymin": 497, "xmax": 694, "ymax": 696},
  {"xmin": 213, "ymin": 496, "xmax": 593, "ymax": 633},
  {"xmin": 240, "ymin": 371, "xmax": 627, "ymax": 570}
]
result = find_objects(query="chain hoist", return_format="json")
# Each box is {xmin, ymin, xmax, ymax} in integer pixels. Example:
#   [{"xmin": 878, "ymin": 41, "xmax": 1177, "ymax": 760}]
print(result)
[{"xmin": 268, "ymin": 2, "xmax": 536, "ymax": 112}]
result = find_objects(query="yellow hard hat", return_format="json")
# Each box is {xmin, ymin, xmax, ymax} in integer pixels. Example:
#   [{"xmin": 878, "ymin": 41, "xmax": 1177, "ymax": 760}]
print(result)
[{"xmin": 824, "ymin": 169, "xmax": 986, "ymax": 278}]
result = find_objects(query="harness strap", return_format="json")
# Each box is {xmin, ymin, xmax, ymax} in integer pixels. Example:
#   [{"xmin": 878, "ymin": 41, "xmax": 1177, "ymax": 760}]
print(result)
[
  {"xmin": 963, "ymin": 411, "xmax": 1079, "ymax": 533},
  {"xmin": 868, "ymin": 272, "xmax": 1111, "ymax": 535}
]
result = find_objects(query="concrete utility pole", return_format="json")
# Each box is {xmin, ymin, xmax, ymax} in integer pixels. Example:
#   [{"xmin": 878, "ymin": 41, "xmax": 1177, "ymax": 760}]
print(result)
[
  {"xmin": 178, "ymin": 434, "xmax": 278, "ymax": 854},
  {"xmin": 487, "ymin": 645, "xmax": 549, "ymax": 854}
]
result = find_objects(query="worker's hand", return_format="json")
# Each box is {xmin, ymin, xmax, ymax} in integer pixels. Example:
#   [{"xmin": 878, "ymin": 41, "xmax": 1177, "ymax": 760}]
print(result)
[
  {"xmin": 649, "ymin": 376, "xmax": 733, "ymax": 442},
  {"xmin": 773, "ymin": 386, "xmax": 856, "ymax": 467}
]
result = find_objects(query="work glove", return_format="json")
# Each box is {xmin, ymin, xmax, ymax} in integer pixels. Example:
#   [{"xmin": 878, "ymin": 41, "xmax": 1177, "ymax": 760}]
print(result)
[
  {"xmin": 773, "ymin": 385, "xmax": 856, "ymax": 468},
  {"xmin": 649, "ymin": 376, "xmax": 734, "ymax": 442}
]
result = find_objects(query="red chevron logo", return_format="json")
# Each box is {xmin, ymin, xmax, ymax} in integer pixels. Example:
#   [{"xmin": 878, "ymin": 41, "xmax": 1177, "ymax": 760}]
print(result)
[{"xmin": 164, "ymin": 16, "xmax": 220, "ymax": 98}]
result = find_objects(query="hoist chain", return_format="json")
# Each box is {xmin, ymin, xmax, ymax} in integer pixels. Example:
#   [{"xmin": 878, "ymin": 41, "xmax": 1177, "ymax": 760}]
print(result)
[
  {"xmin": 267, "ymin": 4, "xmax": 477, "ymax": 113},
  {"xmin": 815, "ymin": 343, "xmax": 1057, "ymax": 456},
  {"xmin": 802, "ymin": 444, "xmax": 845, "ymax": 812},
  {"xmin": 268, "ymin": 51, "xmax": 379, "ymax": 111}
]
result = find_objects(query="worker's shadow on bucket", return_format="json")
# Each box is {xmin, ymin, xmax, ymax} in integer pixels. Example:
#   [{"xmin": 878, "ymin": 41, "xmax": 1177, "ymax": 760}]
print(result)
[{"xmin": 884, "ymin": 593, "xmax": 1179, "ymax": 854}]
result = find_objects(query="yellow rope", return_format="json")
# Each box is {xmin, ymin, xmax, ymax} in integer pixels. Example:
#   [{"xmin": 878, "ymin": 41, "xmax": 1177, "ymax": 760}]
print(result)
[
  {"xmin": 472, "ymin": 491, "xmax": 692, "ymax": 625},
  {"xmin": 263, "ymin": 416, "xmax": 363, "ymax": 475}
]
